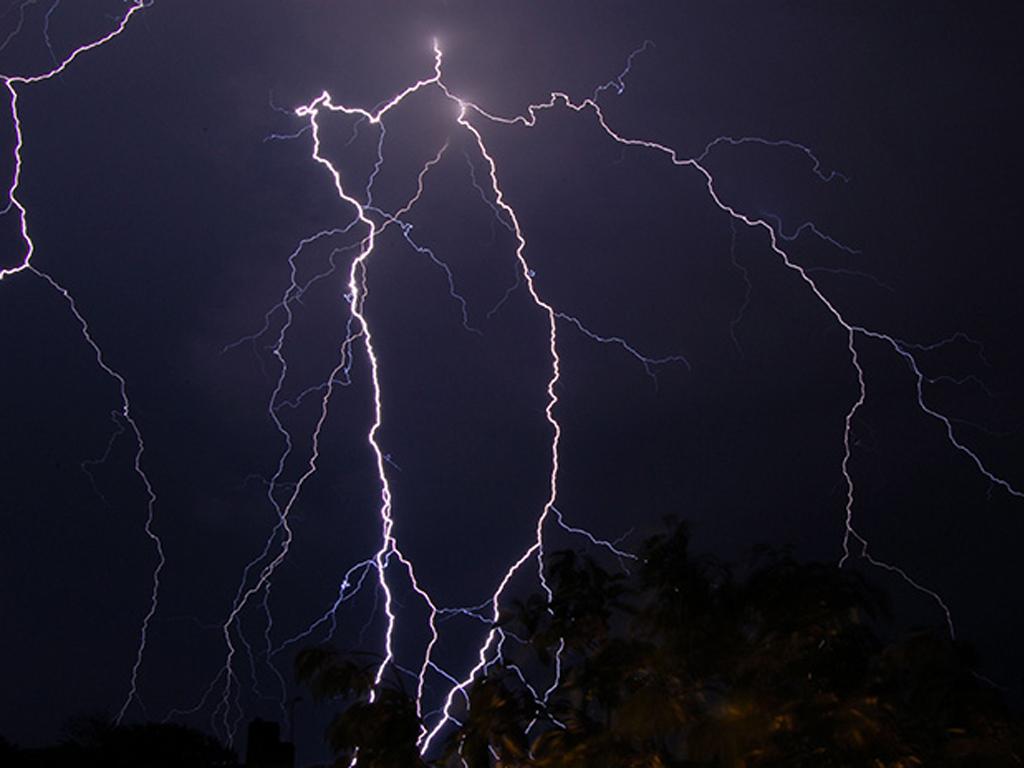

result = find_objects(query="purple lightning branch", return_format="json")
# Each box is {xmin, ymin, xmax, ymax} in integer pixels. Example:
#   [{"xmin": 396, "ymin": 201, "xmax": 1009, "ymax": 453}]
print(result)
[
  {"xmin": 202, "ymin": 39, "xmax": 694, "ymax": 749},
  {"xmin": 0, "ymin": 0, "xmax": 162, "ymax": 723},
  {"xmin": 264, "ymin": 40, "xmax": 1020, "ymax": 751},
  {"xmin": 4, "ymin": 10, "xmax": 1021, "ymax": 759}
]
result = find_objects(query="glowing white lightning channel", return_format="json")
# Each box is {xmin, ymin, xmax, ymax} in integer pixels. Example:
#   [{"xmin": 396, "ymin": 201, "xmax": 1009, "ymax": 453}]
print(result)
[
  {"xmin": 0, "ymin": 0, "xmax": 162, "ymax": 723},
  {"xmin": 1, "ymin": 1, "xmax": 149, "ymax": 274},
  {"xmin": 19, "ymin": 24, "xmax": 1003, "ymax": 755},
  {"xmin": 210, "ymin": 128, "xmax": 454, "ymax": 745},
  {"xmin": 282, "ymin": 47, "xmax": 453, "ymax": 749},
  {"xmin": 265, "ymin": 40, "xmax": 1024, "ymax": 751},
  {"xmin": 159, "ymin": 36, "xmax": 1016, "ymax": 754},
  {"xmin": 200, "ymin": 45, "xmax": 446, "ymax": 741},
  {"xmin": 200, "ymin": 38, "xmax": 679, "ymax": 750}
]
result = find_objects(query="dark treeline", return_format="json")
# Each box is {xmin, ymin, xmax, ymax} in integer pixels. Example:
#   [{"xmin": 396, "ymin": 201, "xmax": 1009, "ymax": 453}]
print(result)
[
  {"xmin": 0, "ymin": 719, "xmax": 236, "ymax": 768},
  {"xmin": 5, "ymin": 523, "xmax": 1022, "ymax": 767},
  {"xmin": 297, "ymin": 522, "xmax": 1023, "ymax": 767}
]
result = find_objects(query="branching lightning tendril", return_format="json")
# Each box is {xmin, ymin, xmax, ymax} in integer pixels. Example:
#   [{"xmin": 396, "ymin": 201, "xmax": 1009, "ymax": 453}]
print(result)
[
  {"xmin": 3, "ymin": 6, "xmax": 1021, "ymax": 759},
  {"xmin": 1, "ymin": 0, "xmax": 161, "ymax": 725}
]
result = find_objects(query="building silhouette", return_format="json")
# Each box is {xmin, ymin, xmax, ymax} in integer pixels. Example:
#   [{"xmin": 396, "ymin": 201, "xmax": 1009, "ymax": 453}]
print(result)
[{"xmin": 245, "ymin": 719, "xmax": 294, "ymax": 768}]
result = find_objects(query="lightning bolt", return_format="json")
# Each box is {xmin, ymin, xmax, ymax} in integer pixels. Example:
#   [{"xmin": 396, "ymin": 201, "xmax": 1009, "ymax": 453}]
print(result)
[
  {"xmin": 192, "ymin": 38, "xmax": 690, "ymax": 749},
  {"xmin": 274, "ymin": 40, "xmax": 1019, "ymax": 753},
  {"xmin": 6, "ymin": 11, "xmax": 1020, "ymax": 759},
  {"xmin": 0, "ymin": 0, "xmax": 162, "ymax": 724}
]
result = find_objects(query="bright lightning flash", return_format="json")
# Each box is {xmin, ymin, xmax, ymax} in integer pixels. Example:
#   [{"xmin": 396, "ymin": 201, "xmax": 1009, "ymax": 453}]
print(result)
[
  {"xmin": 203, "ymin": 38, "xmax": 1022, "ymax": 755},
  {"xmin": 4, "ymin": 12, "xmax": 1022, "ymax": 761}
]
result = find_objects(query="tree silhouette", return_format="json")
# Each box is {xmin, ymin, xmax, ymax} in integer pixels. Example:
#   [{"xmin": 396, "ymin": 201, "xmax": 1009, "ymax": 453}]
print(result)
[
  {"xmin": 295, "ymin": 647, "xmax": 428, "ymax": 767},
  {"xmin": 2, "ymin": 716, "xmax": 236, "ymax": 768},
  {"xmin": 298, "ymin": 522, "xmax": 1023, "ymax": 766}
]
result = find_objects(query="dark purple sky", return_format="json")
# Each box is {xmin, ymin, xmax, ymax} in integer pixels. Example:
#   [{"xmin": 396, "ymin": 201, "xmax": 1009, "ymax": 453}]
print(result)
[{"xmin": 2, "ymin": 1, "xmax": 1022, "ymax": 762}]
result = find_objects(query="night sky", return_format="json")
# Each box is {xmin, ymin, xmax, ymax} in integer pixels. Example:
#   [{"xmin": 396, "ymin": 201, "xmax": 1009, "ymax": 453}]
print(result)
[{"xmin": 2, "ymin": 1, "xmax": 1023, "ymax": 763}]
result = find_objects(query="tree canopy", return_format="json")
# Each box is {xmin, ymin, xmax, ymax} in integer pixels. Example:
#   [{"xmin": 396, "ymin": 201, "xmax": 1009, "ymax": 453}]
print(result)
[{"xmin": 297, "ymin": 523, "xmax": 1024, "ymax": 767}]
